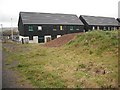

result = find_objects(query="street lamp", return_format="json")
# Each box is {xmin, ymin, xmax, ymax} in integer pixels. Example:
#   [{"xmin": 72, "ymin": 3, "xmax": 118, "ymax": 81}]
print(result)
[
  {"xmin": 11, "ymin": 18, "xmax": 13, "ymax": 40},
  {"xmin": 0, "ymin": 24, "xmax": 3, "ymax": 40}
]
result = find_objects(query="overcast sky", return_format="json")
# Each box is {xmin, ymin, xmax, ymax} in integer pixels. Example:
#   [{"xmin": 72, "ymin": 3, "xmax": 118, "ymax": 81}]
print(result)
[{"xmin": 0, "ymin": 0, "xmax": 120, "ymax": 27}]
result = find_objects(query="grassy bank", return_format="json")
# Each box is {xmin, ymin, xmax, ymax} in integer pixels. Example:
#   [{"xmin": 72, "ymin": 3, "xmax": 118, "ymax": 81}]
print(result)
[{"xmin": 3, "ymin": 30, "xmax": 118, "ymax": 88}]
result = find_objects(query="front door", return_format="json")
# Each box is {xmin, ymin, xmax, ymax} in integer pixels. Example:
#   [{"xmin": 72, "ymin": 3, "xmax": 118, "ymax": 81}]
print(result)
[
  {"xmin": 45, "ymin": 35, "xmax": 51, "ymax": 43},
  {"xmin": 38, "ymin": 36, "xmax": 44, "ymax": 43},
  {"xmin": 46, "ymin": 37, "xmax": 51, "ymax": 42}
]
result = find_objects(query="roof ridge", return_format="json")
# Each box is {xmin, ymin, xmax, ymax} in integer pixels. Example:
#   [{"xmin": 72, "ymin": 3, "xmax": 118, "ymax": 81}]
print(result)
[
  {"xmin": 80, "ymin": 15, "xmax": 115, "ymax": 19},
  {"xmin": 20, "ymin": 11, "xmax": 77, "ymax": 16}
]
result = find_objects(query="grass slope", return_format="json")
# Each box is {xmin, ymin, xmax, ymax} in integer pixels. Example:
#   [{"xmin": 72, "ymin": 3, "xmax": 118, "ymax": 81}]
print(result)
[{"xmin": 3, "ymin": 30, "xmax": 118, "ymax": 88}]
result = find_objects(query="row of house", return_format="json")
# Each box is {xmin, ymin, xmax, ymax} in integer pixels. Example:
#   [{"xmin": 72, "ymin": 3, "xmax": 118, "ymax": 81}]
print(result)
[{"xmin": 18, "ymin": 12, "xmax": 120, "ymax": 43}]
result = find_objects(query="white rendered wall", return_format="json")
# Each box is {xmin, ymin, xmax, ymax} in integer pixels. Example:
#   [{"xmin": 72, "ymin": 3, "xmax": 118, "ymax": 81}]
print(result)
[
  {"xmin": 57, "ymin": 35, "xmax": 61, "ymax": 38},
  {"xmin": 44, "ymin": 35, "xmax": 51, "ymax": 43},
  {"xmin": 33, "ymin": 36, "xmax": 38, "ymax": 43},
  {"xmin": 19, "ymin": 36, "xmax": 38, "ymax": 43},
  {"xmin": 19, "ymin": 35, "xmax": 29, "ymax": 43}
]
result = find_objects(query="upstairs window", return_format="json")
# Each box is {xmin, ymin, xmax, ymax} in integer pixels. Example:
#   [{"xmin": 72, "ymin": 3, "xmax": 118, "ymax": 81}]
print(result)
[
  {"xmin": 28, "ymin": 26, "xmax": 33, "ymax": 31},
  {"xmin": 38, "ymin": 26, "xmax": 42, "ymax": 30},
  {"xmin": 60, "ymin": 26, "xmax": 63, "ymax": 30},
  {"xmin": 53, "ymin": 26, "xmax": 57, "ymax": 31},
  {"xmin": 76, "ymin": 26, "xmax": 80, "ymax": 30},
  {"xmin": 70, "ymin": 26, "xmax": 74, "ymax": 30}
]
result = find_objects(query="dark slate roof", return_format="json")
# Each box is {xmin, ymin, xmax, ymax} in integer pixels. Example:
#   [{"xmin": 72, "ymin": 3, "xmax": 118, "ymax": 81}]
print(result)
[
  {"xmin": 20, "ymin": 12, "xmax": 83, "ymax": 25},
  {"xmin": 80, "ymin": 15, "xmax": 119, "ymax": 26},
  {"xmin": 117, "ymin": 18, "xmax": 120, "ymax": 22},
  {"xmin": 117, "ymin": 18, "xmax": 120, "ymax": 26}
]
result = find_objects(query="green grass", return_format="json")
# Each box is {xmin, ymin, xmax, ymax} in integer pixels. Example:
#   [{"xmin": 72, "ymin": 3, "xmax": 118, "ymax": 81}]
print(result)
[{"xmin": 3, "ymin": 30, "xmax": 118, "ymax": 88}]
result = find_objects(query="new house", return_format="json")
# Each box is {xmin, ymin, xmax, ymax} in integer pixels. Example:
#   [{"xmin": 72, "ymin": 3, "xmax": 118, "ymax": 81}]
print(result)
[
  {"xmin": 18, "ymin": 12, "xmax": 84, "ymax": 43},
  {"xmin": 117, "ymin": 18, "xmax": 120, "ymax": 24},
  {"xmin": 79, "ymin": 15, "xmax": 119, "ymax": 32}
]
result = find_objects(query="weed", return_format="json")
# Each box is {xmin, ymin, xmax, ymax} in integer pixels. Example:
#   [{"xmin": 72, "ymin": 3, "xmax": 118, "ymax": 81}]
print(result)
[{"xmin": 3, "ymin": 30, "xmax": 118, "ymax": 88}]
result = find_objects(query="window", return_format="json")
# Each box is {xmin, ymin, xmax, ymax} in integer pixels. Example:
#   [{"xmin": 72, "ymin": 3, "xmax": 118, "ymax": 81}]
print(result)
[
  {"xmin": 70, "ymin": 26, "xmax": 73, "ymax": 30},
  {"xmin": 60, "ymin": 26, "xmax": 63, "ymax": 30},
  {"xmin": 92, "ymin": 26, "xmax": 95, "ymax": 30},
  {"xmin": 28, "ymin": 26, "xmax": 33, "ymax": 31},
  {"xmin": 53, "ymin": 26, "xmax": 57, "ymax": 31},
  {"xmin": 38, "ymin": 26, "xmax": 42, "ymax": 30},
  {"xmin": 76, "ymin": 26, "xmax": 80, "ymax": 30},
  {"xmin": 103, "ymin": 27, "xmax": 106, "ymax": 30}
]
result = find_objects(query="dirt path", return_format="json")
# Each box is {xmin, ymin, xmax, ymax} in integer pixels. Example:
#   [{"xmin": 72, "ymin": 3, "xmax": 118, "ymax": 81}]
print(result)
[
  {"xmin": 44, "ymin": 32, "xmax": 83, "ymax": 47},
  {"xmin": 2, "ymin": 43, "xmax": 34, "ymax": 88}
]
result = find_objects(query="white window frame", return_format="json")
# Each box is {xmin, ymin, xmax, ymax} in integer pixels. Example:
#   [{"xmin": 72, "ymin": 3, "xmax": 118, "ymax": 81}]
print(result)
[{"xmin": 38, "ymin": 26, "xmax": 42, "ymax": 30}]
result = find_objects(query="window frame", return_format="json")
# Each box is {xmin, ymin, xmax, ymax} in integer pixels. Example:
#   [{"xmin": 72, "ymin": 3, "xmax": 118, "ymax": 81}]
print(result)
[
  {"xmin": 28, "ymin": 26, "xmax": 33, "ymax": 31},
  {"xmin": 70, "ymin": 26, "xmax": 74, "ymax": 31},
  {"xmin": 38, "ymin": 26, "xmax": 42, "ymax": 31},
  {"xmin": 53, "ymin": 25, "xmax": 57, "ymax": 31},
  {"xmin": 60, "ymin": 26, "xmax": 63, "ymax": 30}
]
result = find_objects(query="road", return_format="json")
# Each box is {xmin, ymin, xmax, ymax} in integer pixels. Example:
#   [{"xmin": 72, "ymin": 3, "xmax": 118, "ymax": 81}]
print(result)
[{"xmin": 0, "ymin": 40, "xmax": 2, "ymax": 89}]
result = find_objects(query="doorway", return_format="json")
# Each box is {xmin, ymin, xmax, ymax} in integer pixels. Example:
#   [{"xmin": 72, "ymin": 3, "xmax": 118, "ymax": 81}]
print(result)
[{"xmin": 45, "ymin": 35, "xmax": 51, "ymax": 43}]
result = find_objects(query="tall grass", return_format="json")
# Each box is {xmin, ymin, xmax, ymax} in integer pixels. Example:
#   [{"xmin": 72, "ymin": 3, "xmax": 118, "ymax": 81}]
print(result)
[{"xmin": 3, "ymin": 30, "xmax": 118, "ymax": 88}]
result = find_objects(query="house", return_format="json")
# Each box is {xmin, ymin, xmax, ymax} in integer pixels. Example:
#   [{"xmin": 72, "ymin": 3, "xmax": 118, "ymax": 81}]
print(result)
[
  {"xmin": 117, "ymin": 18, "xmax": 120, "ymax": 24},
  {"xmin": 79, "ymin": 15, "xmax": 119, "ymax": 32},
  {"xmin": 18, "ymin": 12, "xmax": 84, "ymax": 43},
  {"xmin": 117, "ymin": 18, "xmax": 120, "ymax": 29}
]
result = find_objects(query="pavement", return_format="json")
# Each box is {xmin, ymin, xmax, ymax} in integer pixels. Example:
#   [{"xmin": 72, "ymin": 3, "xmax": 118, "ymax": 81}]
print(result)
[{"xmin": 0, "ymin": 40, "xmax": 2, "ymax": 89}]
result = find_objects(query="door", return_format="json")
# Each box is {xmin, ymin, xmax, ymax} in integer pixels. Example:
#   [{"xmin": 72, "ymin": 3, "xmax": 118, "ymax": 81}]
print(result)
[
  {"xmin": 38, "ymin": 36, "xmax": 44, "ymax": 43},
  {"xmin": 46, "ymin": 37, "xmax": 51, "ymax": 42}
]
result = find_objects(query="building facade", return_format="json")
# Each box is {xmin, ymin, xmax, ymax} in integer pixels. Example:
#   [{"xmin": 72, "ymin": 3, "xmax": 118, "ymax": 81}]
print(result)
[
  {"xmin": 117, "ymin": 18, "xmax": 120, "ymax": 29},
  {"xmin": 18, "ymin": 12, "xmax": 84, "ymax": 43},
  {"xmin": 79, "ymin": 15, "xmax": 119, "ymax": 32}
]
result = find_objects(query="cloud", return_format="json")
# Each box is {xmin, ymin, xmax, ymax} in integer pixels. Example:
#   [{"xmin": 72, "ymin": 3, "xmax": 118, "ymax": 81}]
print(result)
[
  {"xmin": 0, "ymin": 0, "xmax": 119, "ymax": 27},
  {"xmin": 118, "ymin": 1, "xmax": 120, "ymax": 18}
]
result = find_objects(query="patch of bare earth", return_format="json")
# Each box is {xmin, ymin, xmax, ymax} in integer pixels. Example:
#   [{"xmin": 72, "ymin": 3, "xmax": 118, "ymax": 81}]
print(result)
[{"xmin": 44, "ymin": 33, "xmax": 83, "ymax": 47}]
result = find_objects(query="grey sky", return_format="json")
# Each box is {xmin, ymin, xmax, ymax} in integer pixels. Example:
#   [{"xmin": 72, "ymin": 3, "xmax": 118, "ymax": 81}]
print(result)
[
  {"xmin": 0, "ymin": 0, "xmax": 119, "ymax": 27},
  {"xmin": 118, "ymin": 1, "xmax": 120, "ymax": 18}
]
